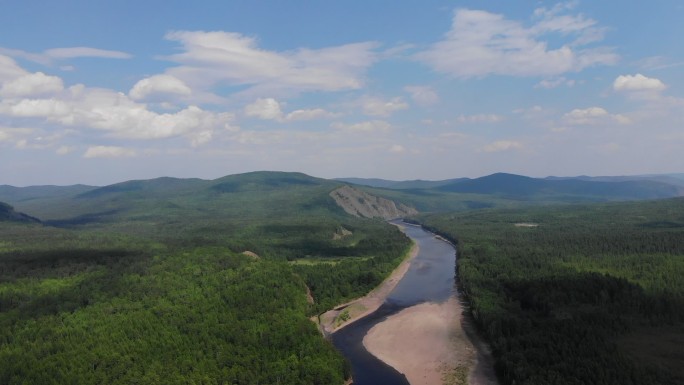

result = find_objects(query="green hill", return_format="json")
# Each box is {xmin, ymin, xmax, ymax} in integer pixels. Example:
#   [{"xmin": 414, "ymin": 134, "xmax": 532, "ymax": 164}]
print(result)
[
  {"xmin": 0, "ymin": 171, "xmax": 422, "ymax": 385},
  {"xmin": 437, "ymin": 172, "xmax": 682, "ymax": 201},
  {"xmin": 0, "ymin": 201, "xmax": 40, "ymax": 223}
]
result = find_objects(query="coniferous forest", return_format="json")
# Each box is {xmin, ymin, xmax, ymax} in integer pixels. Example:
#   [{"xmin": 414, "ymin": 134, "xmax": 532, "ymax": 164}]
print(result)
[
  {"xmin": 0, "ymin": 173, "xmax": 412, "ymax": 385},
  {"xmin": 415, "ymin": 198, "xmax": 684, "ymax": 385},
  {"xmin": 1, "ymin": 172, "xmax": 684, "ymax": 384}
]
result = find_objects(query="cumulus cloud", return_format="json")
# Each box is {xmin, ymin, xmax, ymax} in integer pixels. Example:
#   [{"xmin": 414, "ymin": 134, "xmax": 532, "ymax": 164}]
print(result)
[
  {"xmin": 0, "ymin": 55, "xmax": 28, "ymax": 82},
  {"xmin": 244, "ymin": 98, "xmax": 284, "ymax": 120},
  {"xmin": 481, "ymin": 140, "xmax": 522, "ymax": 152},
  {"xmin": 0, "ymin": 85, "xmax": 235, "ymax": 142},
  {"xmin": 129, "ymin": 74, "xmax": 192, "ymax": 100},
  {"xmin": 163, "ymin": 31, "xmax": 378, "ymax": 95},
  {"xmin": 3, "ymin": 98, "xmax": 71, "ymax": 117},
  {"xmin": 361, "ymin": 96, "xmax": 409, "ymax": 116},
  {"xmin": 613, "ymin": 74, "xmax": 666, "ymax": 92},
  {"xmin": 331, "ymin": 120, "xmax": 391, "ymax": 133},
  {"xmin": 244, "ymin": 97, "xmax": 337, "ymax": 122},
  {"xmin": 563, "ymin": 107, "xmax": 630, "ymax": 125},
  {"xmin": 416, "ymin": 7, "xmax": 617, "ymax": 78},
  {"xmin": 83, "ymin": 145, "xmax": 136, "ymax": 158},
  {"xmin": 1, "ymin": 72, "xmax": 64, "ymax": 97},
  {"xmin": 404, "ymin": 86, "xmax": 439, "ymax": 106}
]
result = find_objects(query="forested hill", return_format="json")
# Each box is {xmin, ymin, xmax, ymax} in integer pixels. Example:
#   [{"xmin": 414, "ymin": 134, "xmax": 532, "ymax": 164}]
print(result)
[
  {"xmin": 0, "ymin": 171, "xmax": 417, "ymax": 384},
  {"xmin": 0, "ymin": 201, "xmax": 39, "ymax": 223},
  {"xmin": 435, "ymin": 172, "xmax": 682, "ymax": 200}
]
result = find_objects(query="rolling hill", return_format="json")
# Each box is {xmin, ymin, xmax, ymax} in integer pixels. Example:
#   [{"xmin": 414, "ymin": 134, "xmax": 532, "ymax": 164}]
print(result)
[
  {"xmin": 436, "ymin": 172, "xmax": 682, "ymax": 200},
  {"xmin": 0, "ymin": 201, "xmax": 40, "ymax": 223}
]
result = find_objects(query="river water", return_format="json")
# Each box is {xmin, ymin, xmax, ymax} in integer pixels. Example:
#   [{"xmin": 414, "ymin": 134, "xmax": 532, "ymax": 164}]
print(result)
[{"xmin": 332, "ymin": 221, "xmax": 457, "ymax": 385}]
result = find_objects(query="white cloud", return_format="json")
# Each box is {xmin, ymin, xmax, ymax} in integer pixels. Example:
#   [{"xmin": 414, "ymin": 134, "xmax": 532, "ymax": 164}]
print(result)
[
  {"xmin": 83, "ymin": 146, "xmax": 136, "ymax": 158},
  {"xmin": 1, "ymin": 72, "xmax": 64, "ymax": 97},
  {"xmin": 535, "ymin": 77, "xmax": 576, "ymax": 89},
  {"xmin": 0, "ymin": 55, "xmax": 28, "ymax": 82},
  {"xmin": 0, "ymin": 126, "xmax": 33, "ymax": 142},
  {"xmin": 285, "ymin": 108, "xmax": 336, "ymax": 121},
  {"xmin": 481, "ymin": 140, "xmax": 522, "ymax": 152},
  {"xmin": 3, "ymin": 98, "xmax": 71, "ymax": 117},
  {"xmin": 0, "ymin": 86, "xmax": 236, "ymax": 142},
  {"xmin": 44, "ymin": 47, "xmax": 131, "ymax": 60},
  {"xmin": 563, "ymin": 107, "xmax": 630, "ymax": 125},
  {"xmin": 56, "ymin": 146, "xmax": 74, "ymax": 155},
  {"xmin": 331, "ymin": 120, "xmax": 391, "ymax": 133},
  {"xmin": 243, "ymin": 97, "xmax": 336, "ymax": 122},
  {"xmin": 404, "ymin": 86, "xmax": 439, "ymax": 106},
  {"xmin": 244, "ymin": 97, "xmax": 284, "ymax": 120},
  {"xmin": 361, "ymin": 96, "xmax": 409, "ymax": 116},
  {"xmin": 129, "ymin": 74, "xmax": 192, "ymax": 100},
  {"xmin": 189, "ymin": 131, "xmax": 213, "ymax": 147},
  {"xmin": 456, "ymin": 114, "xmax": 503, "ymax": 124},
  {"xmin": 163, "ymin": 31, "xmax": 378, "ymax": 95},
  {"xmin": 416, "ymin": 8, "xmax": 617, "ymax": 78},
  {"xmin": 613, "ymin": 74, "xmax": 666, "ymax": 92},
  {"xmin": 389, "ymin": 144, "xmax": 406, "ymax": 153}
]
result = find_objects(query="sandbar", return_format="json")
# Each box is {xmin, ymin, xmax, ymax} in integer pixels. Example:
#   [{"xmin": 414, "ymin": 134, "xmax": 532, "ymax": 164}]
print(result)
[{"xmin": 363, "ymin": 296, "xmax": 498, "ymax": 385}]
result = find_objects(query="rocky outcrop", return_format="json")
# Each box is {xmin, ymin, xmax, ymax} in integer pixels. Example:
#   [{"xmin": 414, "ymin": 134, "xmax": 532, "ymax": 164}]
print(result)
[{"xmin": 329, "ymin": 186, "xmax": 418, "ymax": 220}]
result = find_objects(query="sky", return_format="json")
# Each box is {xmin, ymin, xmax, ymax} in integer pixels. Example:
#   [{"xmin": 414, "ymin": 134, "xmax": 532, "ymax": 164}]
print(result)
[{"xmin": 1, "ymin": 0, "xmax": 683, "ymax": 186}]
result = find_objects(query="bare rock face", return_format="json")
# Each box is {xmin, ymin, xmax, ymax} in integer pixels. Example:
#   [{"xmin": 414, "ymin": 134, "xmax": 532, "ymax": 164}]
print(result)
[{"xmin": 329, "ymin": 185, "xmax": 418, "ymax": 220}]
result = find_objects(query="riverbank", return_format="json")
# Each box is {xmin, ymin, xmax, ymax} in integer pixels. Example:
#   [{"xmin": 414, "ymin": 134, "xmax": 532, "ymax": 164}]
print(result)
[
  {"xmin": 362, "ymin": 296, "xmax": 479, "ymax": 385},
  {"xmin": 317, "ymin": 238, "xmax": 420, "ymax": 334}
]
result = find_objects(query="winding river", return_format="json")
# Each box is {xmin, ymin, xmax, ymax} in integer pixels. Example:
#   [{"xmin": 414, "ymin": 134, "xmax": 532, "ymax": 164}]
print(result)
[{"xmin": 332, "ymin": 221, "xmax": 458, "ymax": 385}]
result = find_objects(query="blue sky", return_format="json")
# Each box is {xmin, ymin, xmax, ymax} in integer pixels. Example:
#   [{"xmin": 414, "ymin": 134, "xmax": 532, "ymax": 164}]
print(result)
[{"xmin": 1, "ymin": 1, "xmax": 683, "ymax": 185}]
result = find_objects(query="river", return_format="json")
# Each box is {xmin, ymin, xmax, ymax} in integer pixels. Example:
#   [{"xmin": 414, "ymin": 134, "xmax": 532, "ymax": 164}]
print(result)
[{"xmin": 332, "ymin": 221, "xmax": 458, "ymax": 385}]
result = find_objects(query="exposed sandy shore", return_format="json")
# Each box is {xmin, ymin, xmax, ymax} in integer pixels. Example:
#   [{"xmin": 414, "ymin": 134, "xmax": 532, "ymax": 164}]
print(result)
[
  {"xmin": 317, "ymin": 236, "xmax": 419, "ymax": 334},
  {"xmin": 362, "ymin": 296, "xmax": 498, "ymax": 385}
]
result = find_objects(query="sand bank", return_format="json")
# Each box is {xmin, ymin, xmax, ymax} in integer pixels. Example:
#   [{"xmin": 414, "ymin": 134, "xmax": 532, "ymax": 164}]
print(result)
[
  {"xmin": 317, "ymin": 239, "xmax": 419, "ymax": 334},
  {"xmin": 363, "ymin": 296, "xmax": 498, "ymax": 385}
]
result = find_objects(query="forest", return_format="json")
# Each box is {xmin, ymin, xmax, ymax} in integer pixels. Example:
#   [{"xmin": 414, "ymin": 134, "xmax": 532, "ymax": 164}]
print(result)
[
  {"xmin": 0, "ymin": 173, "xmax": 413, "ymax": 385},
  {"xmin": 414, "ymin": 198, "xmax": 684, "ymax": 385},
  {"xmin": 2, "ymin": 171, "xmax": 684, "ymax": 385}
]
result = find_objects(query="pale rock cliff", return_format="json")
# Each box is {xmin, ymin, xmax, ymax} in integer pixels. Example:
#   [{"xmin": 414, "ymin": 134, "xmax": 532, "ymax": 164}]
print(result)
[{"xmin": 329, "ymin": 186, "xmax": 418, "ymax": 220}]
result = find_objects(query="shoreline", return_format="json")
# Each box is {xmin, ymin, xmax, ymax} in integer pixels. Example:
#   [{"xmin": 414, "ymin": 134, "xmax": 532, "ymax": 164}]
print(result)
[
  {"xmin": 362, "ymin": 296, "xmax": 499, "ymax": 385},
  {"xmin": 316, "ymin": 223, "xmax": 420, "ymax": 334},
  {"xmin": 362, "ymin": 296, "xmax": 477, "ymax": 385}
]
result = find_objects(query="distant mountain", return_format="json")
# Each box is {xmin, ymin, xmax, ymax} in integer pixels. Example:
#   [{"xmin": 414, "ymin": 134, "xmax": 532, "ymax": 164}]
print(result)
[
  {"xmin": 0, "ymin": 171, "xmax": 423, "ymax": 226},
  {"xmin": 0, "ymin": 184, "xmax": 96, "ymax": 203},
  {"xmin": 76, "ymin": 177, "xmax": 208, "ymax": 199},
  {"xmin": 334, "ymin": 177, "xmax": 466, "ymax": 190},
  {"xmin": 438, "ymin": 173, "xmax": 683, "ymax": 201},
  {"xmin": 0, "ymin": 201, "xmax": 40, "ymax": 223},
  {"xmin": 545, "ymin": 174, "xmax": 684, "ymax": 188},
  {"xmin": 210, "ymin": 171, "xmax": 324, "ymax": 193},
  {"xmin": 3, "ymin": 171, "xmax": 683, "ymax": 223}
]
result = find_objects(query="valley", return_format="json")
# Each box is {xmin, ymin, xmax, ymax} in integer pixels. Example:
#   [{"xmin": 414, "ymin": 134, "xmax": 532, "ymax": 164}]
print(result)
[{"xmin": 1, "ymin": 171, "xmax": 683, "ymax": 384}]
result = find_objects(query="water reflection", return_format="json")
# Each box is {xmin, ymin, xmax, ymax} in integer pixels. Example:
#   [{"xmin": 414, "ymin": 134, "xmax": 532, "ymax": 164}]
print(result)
[{"xmin": 332, "ymin": 221, "xmax": 457, "ymax": 385}]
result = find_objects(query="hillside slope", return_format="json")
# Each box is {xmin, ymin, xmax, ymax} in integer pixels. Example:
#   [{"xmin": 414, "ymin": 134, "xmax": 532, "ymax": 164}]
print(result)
[
  {"xmin": 438, "ymin": 173, "xmax": 682, "ymax": 201},
  {"xmin": 0, "ymin": 201, "xmax": 40, "ymax": 223},
  {"xmin": 329, "ymin": 185, "xmax": 418, "ymax": 219}
]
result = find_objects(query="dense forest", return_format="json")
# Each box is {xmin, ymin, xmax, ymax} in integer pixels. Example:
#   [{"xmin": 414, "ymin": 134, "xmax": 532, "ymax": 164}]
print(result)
[
  {"xmin": 0, "ymin": 174, "xmax": 413, "ymax": 385},
  {"xmin": 415, "ymin": 198, "xmax": 684, "ymax": 385}
]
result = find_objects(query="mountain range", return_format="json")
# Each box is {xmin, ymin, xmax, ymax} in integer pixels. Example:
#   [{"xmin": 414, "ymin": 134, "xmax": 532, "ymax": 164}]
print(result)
[{"xmin": 1, "ymin": 172, "xmax": 682, "ymax": 224}]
